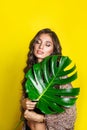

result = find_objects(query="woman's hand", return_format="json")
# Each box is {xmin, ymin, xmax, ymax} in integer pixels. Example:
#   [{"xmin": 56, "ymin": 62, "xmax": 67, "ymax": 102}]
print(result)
[
  {"xmin": 24, "ymin": 110, "xmax": 45, "ymax": 123},
  {"xmin": 21, "ymin": 98, "xmax": 36, "ymax": 110}
]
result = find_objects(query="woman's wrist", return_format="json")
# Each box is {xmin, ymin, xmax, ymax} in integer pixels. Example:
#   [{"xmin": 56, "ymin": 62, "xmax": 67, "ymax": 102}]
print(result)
[{"xmin": 33, "ymin": 113, "xmax": 45, "ymax": 123}]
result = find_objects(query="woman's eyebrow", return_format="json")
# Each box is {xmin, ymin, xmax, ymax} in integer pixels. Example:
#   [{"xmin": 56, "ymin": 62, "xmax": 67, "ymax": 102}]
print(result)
[
  {"xmin": 36, "ymin": 38, "xmax": 41, "ymax": 40},
  {"xmin": 35, "ymin": 38, "xmax": 41, "ymax": 42},
  {"xmin": 36, "ymin": 38, "xmax": 41, "ymax": 42},
  {"xmin": 46, "ymin": 41, "xmax": 52, "ymax": 43}
]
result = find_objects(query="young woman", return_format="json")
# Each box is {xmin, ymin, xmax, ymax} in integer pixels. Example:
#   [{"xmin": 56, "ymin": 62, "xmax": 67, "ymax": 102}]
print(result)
[{"xmin": 21, "ymin": 28, "xmax": 76, "ymax": 130}]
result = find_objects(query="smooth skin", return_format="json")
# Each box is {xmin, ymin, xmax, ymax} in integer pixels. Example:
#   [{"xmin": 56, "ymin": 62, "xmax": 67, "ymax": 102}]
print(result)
[{"xmin": 22, "ymin": 34, "xmax": 54, "ymax": 130}]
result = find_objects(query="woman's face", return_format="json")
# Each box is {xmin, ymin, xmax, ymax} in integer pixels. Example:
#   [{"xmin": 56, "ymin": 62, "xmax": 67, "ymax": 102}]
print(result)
[{"xmin": 34, "ymin": 33, "xmax": 54, "ymax": 62}]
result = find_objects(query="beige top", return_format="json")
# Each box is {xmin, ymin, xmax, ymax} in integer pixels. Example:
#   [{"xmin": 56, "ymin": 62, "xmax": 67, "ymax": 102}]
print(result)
[{"xmin": 45, "ymin": 83, "xmax": 77, "ymax": 130}]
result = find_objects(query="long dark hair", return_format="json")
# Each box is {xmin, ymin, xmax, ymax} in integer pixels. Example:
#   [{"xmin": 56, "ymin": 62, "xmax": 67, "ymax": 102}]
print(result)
[{"xmin": 22, "ymin": 28, "xmax": 62, "ymax": 95}]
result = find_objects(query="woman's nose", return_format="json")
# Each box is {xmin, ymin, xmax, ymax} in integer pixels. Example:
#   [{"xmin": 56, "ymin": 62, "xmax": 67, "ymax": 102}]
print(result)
[{"xmin": 39, "ymin": 43, "xmax": 44, "ymax": 49}]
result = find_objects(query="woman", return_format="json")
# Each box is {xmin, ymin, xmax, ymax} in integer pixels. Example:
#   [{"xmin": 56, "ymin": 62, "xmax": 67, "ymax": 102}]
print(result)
[{"xmin": 21, "ymin": 28, "xmax": 76, "ymax": 130}]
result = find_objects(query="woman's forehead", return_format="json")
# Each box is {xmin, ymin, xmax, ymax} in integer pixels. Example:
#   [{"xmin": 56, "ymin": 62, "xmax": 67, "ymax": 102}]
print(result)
[{"xmin": 36, "ymin": 33, "xmax": 52, "ymax": 41}]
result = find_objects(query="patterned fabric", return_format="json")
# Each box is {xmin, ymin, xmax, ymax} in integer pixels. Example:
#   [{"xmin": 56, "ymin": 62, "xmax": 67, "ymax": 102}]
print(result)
[{"xmin": 45, "ymin": 105, "xmax": 76, "ymax": 130}]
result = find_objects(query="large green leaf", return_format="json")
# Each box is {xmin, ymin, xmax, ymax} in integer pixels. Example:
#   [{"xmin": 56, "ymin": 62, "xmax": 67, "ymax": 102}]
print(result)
[{"xmin": 25, "ymin": 55, "xmax": 80, "ymax": 114}]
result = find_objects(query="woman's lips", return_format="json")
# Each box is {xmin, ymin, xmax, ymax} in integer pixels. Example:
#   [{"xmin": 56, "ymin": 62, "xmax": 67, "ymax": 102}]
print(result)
[{"xmin": 37, "ymin": 50, "xmax": 44, "ymax": 54}]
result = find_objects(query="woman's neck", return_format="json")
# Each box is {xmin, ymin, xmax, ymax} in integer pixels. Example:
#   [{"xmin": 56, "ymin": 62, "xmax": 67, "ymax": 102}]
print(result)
[{"xmin": 37, "ymin": 58, "xmax": 43, "ymax": 63}]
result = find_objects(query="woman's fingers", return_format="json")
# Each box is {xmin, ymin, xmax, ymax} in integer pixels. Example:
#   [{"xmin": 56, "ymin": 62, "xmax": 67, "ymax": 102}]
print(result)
[
  {"xmin": 21, "ymin": 98, "xmax": 37, "ymax": 110},
  {"xmin": 26, "ymin": 100, "xmax": 36, "ymax": 110}
]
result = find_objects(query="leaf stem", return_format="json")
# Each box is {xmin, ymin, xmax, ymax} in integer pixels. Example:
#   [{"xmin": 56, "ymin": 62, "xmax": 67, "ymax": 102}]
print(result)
[
  {"xmin": 37, "ymin": 70, "xmax": 59, "ymax": 100},
  {"xmin": 14, "ymin": 117, "xmax": 24, "ymax": 130}
]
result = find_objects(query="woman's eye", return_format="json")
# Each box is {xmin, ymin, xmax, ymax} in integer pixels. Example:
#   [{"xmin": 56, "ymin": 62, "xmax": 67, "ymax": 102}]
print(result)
[
  {"xmin": 46, "ymin": 42, "xmax": 51, "ymax": 47},
  {"xmin": 35, "ymin": 40, "xmax": 39, "ymax": 44},
  {"xmin": 35, "ymin": 40, "xmax": 41, "ymax": 44},
  {"xmin": 46, "ymin": 44, "xmax": 51, "ymax": 47},
  {"xmin": 45, "ymin": 41, "xmax": 52, "ymax": 47}
]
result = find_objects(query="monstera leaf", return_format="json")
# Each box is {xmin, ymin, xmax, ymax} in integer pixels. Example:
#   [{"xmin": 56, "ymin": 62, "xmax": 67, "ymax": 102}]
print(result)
[{"xmin": 25, "ymin": 55, "xmax": 80, "ymax": 114}]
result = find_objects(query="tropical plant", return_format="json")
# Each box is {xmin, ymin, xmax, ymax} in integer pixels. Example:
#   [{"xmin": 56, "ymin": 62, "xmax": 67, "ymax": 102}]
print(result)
[{"xmin": 25, "ymin": 55, "xmax": 80, "ymax": 114}]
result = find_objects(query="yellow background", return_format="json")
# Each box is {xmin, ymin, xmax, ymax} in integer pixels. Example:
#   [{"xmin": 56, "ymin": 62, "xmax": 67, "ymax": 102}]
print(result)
[{"xmin": 0, "ymin": 0, "xmax": 87, "ymax": 130}]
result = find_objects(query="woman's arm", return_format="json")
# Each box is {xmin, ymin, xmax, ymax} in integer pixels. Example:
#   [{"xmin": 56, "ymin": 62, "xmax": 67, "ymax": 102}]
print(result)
[
  {"xmin": 21, "ymin": 97, "xmax": 45, "ymax": 123},
  {"xmin": 24, "ymin": 110, "xmax": 45, "ymax": 123}
]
